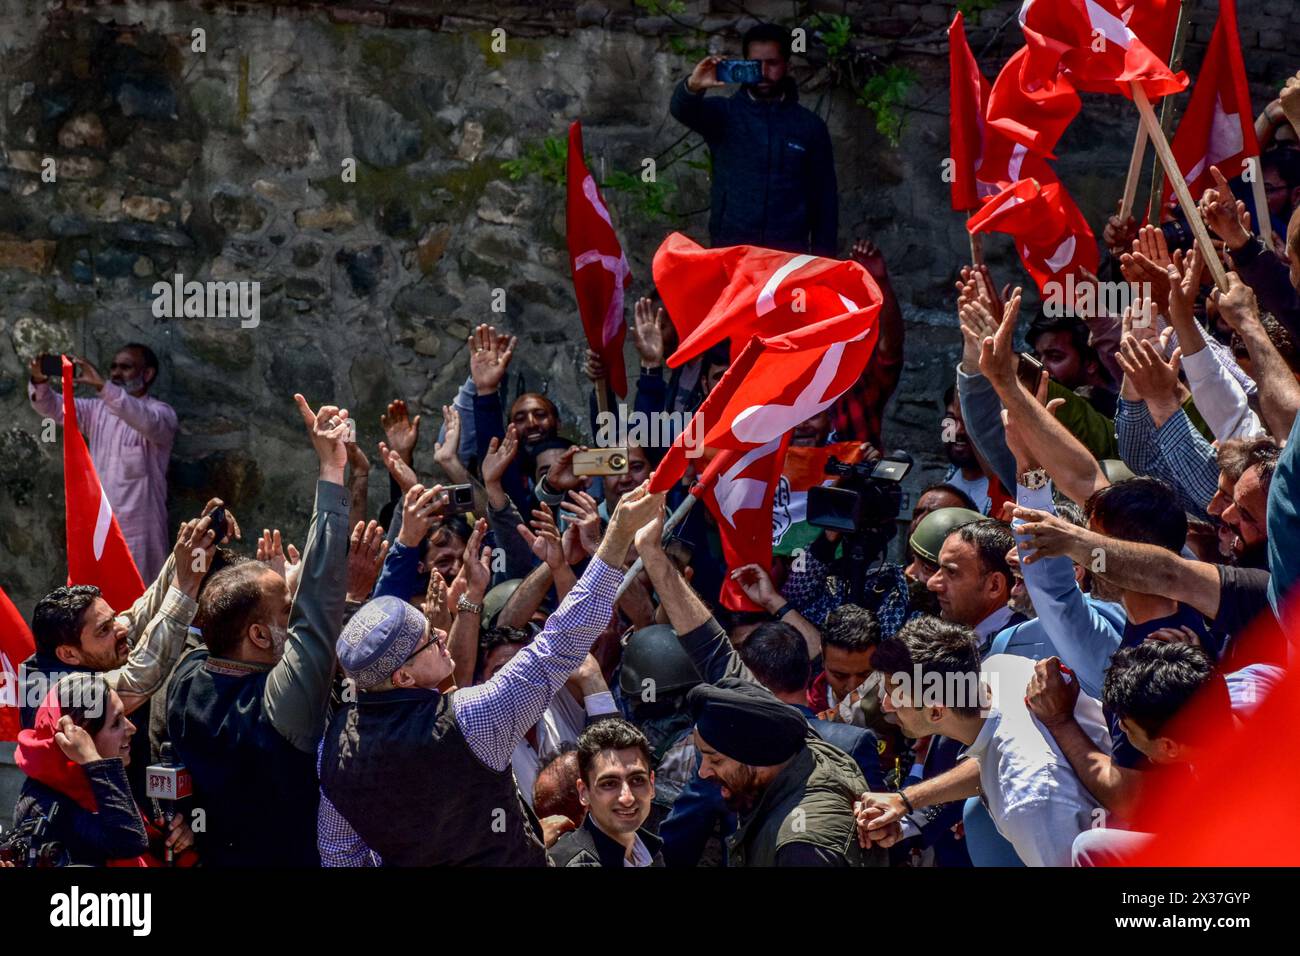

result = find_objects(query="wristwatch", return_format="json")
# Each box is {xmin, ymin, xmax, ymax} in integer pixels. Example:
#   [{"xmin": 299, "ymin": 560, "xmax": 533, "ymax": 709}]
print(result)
[
  {"xmin": 456, "ymin": 595, "xmax": 483, "ymax": 616},
  {"xmin": 1019, "ymin": 467, "xmax": 1050, "ymax": 490}
]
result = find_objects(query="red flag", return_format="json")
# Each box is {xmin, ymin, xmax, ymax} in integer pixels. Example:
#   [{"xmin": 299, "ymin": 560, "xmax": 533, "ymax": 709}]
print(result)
[
  {"xmin": 62, "ymin": 357, "xmax": 145, "ymax": 610},
  {"xmin": 948, "ymin": 12, "xmax": 992, "ymax": 211},
  {"xmin": 967, "ymin": 177, "xmax": 1099, "ymax": 294},
  {"xmin": 1163, "ymin": 0, "xmax": 1259, "ymax": 208},
  {"xmin": 651, "ymin": 233, "xmax": 883, "ymax": 368},
  {"xmin": 1125, "ymin": 598, "xmax": 1300, "ymax": 865},
  {"xmin": 1019, "ymin": 0, "xmax": 1187, "ymax": 100},
  {"xmin": 0, "ymin": 584, "xmax": 34, "ymax": 742},
  {"xmin": 985, "ymin": 47, "xmax": 1081, "ymax": 159},
  {"xmin": 566, "ymin": 121, "xmax": 631, "ymax": 397}
]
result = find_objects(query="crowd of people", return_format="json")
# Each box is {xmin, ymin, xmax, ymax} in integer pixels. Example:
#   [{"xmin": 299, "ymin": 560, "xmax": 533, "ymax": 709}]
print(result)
[{"xmin": 7, "ymin": 24, "xmax": 1300, "ymax": 868}]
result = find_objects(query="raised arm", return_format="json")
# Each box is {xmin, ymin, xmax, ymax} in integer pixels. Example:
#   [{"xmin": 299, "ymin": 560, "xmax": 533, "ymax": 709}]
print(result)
[
  {"xmin": 1215, "ymin": 273, "xmax": 1300, "ymax": 441},
  {"xmin": 263, "ymin": 396, "xmax": 351, "ymax": 752},
  {"xmin": 93, "ymin": 378, "xmax": 178, "ymax": 447},
  {"xmin": 452, "ymin": 484, "xmax": 663, "ymax": 772},
  {"xmin": 669, "ymin": 57, "xmax": 727, "ymax": 137}
]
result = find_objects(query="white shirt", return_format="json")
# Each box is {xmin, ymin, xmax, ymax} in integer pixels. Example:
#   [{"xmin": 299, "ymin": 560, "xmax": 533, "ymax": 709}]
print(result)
[
  {"xmin": 963, "ymin": 654, "xmax": 1111, "ymax": 867},
  {"xmin": 625, "ymin": 834, "xmax": 654, "ymax": 868}
]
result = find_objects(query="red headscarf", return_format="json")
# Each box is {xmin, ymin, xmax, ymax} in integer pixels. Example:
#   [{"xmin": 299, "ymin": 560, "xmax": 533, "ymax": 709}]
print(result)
[{"xmin": 14, "ymin": 683, "xmax": 165, "ymax": 867}]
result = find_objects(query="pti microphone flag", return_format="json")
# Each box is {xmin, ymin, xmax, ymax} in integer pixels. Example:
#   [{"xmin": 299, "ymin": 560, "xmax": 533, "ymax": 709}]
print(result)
[
  {"xmin": 61, "ymin": 356, "xmax": 145, "ymax": 611},
  {"xmin": 651, "ymin": 233, "xmax": 883, "ymax": 368},
  {"xmin": 967, "ymin": 177, "xmax": 1099, "ymax": 294},
  {"xmin": 1018, "ymin": 0, "xmax": 1187, "ymax": 101},
  {"xmin": 1162, "ymin": 0, "xmax": 1260, "ymax": 209},
  {"xmin": 0, "ymin": 584, "xmax": 34, "ymax": 742},
  {"xmin": 948, "ymin": 12, "xmax": 992, "ymax": 211},
  {"xmin": 566, "ymin": 120, "xmax": 631, "ymax": 398}
]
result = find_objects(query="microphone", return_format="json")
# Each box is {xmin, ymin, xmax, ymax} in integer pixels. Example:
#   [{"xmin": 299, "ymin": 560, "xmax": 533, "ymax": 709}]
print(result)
[{"xmin": 145, "ymin": 743, "xmax": 192, "ymax": 864}]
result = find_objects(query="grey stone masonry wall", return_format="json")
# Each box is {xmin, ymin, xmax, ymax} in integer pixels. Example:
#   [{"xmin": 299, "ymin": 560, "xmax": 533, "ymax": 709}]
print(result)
[{"xmin": 0, "ymin": 1, "xmax": 1297, "ymax": 612}]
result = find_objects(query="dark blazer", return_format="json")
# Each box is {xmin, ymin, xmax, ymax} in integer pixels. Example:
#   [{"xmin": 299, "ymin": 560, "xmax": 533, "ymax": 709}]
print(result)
[{"xmin": 548, "ymin": 815, "xmax": 664, "ymax": 868}]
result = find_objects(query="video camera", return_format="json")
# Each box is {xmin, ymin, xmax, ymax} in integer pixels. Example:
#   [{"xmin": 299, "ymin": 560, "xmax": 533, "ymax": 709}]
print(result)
[{"xmin": 0, "ymin": 805, "xmax": 70, "ymax": 867}]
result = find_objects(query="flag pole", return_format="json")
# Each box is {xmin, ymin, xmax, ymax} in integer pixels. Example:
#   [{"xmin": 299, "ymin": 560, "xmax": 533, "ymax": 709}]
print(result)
[
  {"xmin": 967, "ymin": 214, "xmax": 984, "ymax": 266},
  {"xmin": 594, "ymin": 377, "xmax": 610, "ymax": 417},
  {"xmin": 1146, "ymin": 0, "xmax": 1192, "ymax": 224},
  {"xmin": 1119, "ymin": 121, "xmax": 1149, "ymax": 222},
  {"xmin": 1132, "ymin": 81, "xmax": 1228, "ymax": 290},
  {"xmin": 1249, "ymin": 160, "xmax": 1276, "ymax": 251},
  {"xmin": 614, "ymin": 490, "xmax": 699, "ymax": 601}
]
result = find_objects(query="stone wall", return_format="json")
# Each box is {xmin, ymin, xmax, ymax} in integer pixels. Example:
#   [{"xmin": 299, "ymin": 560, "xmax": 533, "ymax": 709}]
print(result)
[{"xmin": 0, "ymin": 0, "xmax": 1297, "ymax": 613}]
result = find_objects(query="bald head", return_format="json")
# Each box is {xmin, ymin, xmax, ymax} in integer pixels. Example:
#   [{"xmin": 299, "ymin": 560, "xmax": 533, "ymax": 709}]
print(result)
[{"xmin": 533, "ymin": 748, "xmax": 586, "ymax": 826}]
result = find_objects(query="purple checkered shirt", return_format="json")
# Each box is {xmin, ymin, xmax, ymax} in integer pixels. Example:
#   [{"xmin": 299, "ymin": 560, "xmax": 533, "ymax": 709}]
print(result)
[{"xmin": 318, "ymin": 556, "xmax": 623, "ymax": 866}]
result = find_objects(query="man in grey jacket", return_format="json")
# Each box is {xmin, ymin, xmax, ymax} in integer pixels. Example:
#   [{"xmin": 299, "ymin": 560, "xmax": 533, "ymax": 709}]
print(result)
[{"xmin": 671, "ymin": 23, "xmax": 838, "ymax": 257}]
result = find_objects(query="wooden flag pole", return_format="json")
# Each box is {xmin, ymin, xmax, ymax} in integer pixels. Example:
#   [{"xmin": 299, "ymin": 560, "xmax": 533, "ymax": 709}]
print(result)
[
  {"xmin": 1146, "ymin": 0, "xmax": 1192, "ymax": 224},
  {"xmin": 594, "ymin": 377, "xmax": 610, "ymax": 417},
  {"xmin": 1249, "ymin": 161, "xmax": 1276, "ymax": 251},
  {"xmin": 1132, "ymin": 82, "xmax": 1229, "ymax": 291},
  {"xmin": 968, "ymin": 222, "xmax": 984, "ymax": 266},
  {"xmin": 1120, "ymin": 121, "xmax": 1149, "ymax": 222}
]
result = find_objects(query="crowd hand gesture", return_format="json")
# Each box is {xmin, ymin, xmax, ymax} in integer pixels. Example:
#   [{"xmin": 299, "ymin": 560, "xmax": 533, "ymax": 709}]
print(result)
[
  {"xmin": 1012, "ymin": 506, "xmax": 1089, "ymax": 565},
  {"xmin": 481, "ymin": 425, "xmax": 520, "ymax": 491},
  {"xmin": 346, "ymin": 520, "xmax": 389, "ymax": 603},
  {"xmin": 380, "ymin": 399, "xmax": 420, "ymax": 466},
  {"xmin": 467, "ymin": 324, "xmax": 516, "ymax": 396},
  {"xmin": 565, "ymin": 652, "xmax": 609, "ymax": 705},
  {"xmin": 957, "ymin": 291, "xmax": 1000, "ymax": 375},
  {"xmin": 1024, "ymin": 656, "xmax": 1079, "ymax": 729},
  {"xmin": 1119, "ymin": 293, "xmax": 1163, "ymax": 348},
  {"xmin": 1149, "ymin": 625, "xmax": 1202, "ymax": 649},
  {"xmin": 1280, "ymin": 70, "xmax": 1300, "ymax": 129},
  {"xmin": 685, "ymin": 54, "xmax": 725, "ymax": 93},
  {"xmin": 559, "ymin": 490, "xmax": 603, "ymax": 563},
  {"xmin": 1164, "ymin": 246, "xmax": 1206, "ymax": 336},
  {"xmin": 974, "ymin": 286, "xmax": 1025, "ymax": 394},
  {"xmin": 345, "ymin": 439, "xmax": 370, "ymax": 479},
  {"xmin": 851, "ymin": 239, "xmax": 891, "ymax": 283},
  {"xmin": 518, "ymin": 506, "xmax": 566, "ymax": 570},
  {"xmin": 54, "ymin": 714, "xmax": 101, "ymax": 765},
  {"xmin": 1119, "ymin": 225, "xmax": 1174, "ymax": 314},
  {"xmin": 460, "ymin": 517, "xmax": 492, "ymax": 600},
  {"xmin": 1209, "ymin": 272, "xmax": 1260, "ymax": 332},
  {"xmin": 854, "ymin": 792, "xmax": 906, "ymax": 849},
  {"xmin": 432, "ymin": 404, "xmax": 463, "ymax": 474},
  {"xmin": 1117, "ymin": 329, "xmax": 1182, "ymax": 408},
  {"xmin": 631, "ymin": 297, "xmax": 667, "ymax": 368},
  {"xmin": 1000, "ymin": 374, "xmax": 1062, "ymax": 473},
  {"xmin": 398, "ymin": 483, "xmax": 447, "ymax": 549},
  {"xmin": 729, "ymin": 563, "xmax": 783, "ymax": 613},
  {"xmin": 583, "ymin": 348, "xmax": 608, "ymax": 384},
  {"xmin": 544, "ymin": 445, "xmax": 588, "ymax": 493},
  {"xmin": 295, "ymin": 394, "xmax": 350, "ymax": 482},
  {"xmin": 1198, "ymin": 166, "xmax": 1253, "ymax": 251},
  {"xmin": 172, "ymin": 513, "xmax": 219, "ymax": 598},
  {"xmin": 378, "ymin": 441, "xmax": 418, "ymax": 495},
  {"xmin": 257, "ymin": 528, "xmax": 301, "ymax": 580},
  {"xmin": 605, "ymin": 482, "xmax": 666, "ymax": 566},
  {"xmin": 1103, "ymin": 200, "xmax": 1139, "ymax": 258},
  {"xmin": 424, "ymin": 570, "xmax": 453, "ymax": 634}
]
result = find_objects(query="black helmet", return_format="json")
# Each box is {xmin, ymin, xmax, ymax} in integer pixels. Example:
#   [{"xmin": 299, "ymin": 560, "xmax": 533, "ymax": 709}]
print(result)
[{"xmin": 619, "ymin": 625, "xmax": 703, "ymax": 702}]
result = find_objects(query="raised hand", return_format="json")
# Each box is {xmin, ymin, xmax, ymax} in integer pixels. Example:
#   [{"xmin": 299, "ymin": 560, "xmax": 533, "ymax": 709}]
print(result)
[
  {"xmin": 378, "ymin": 440, "xmax": 418, "ymax": 495},
  {"xmin": 1119, "ymin": 293, "xmax": 1161, "ymax": 347},
  {"xmin": 1281, "ymin": 70, "xmax": 1300, "ymax": 129},
  {"xmin": 294, "ymin": 394, "xmax": 350, "ymax": 482},
  {"xmin": 172, "ymin": 515, "xmax": 218, "ymax": 599},
  {"xmin": 686, "ymin": 54, "xmax": 725, "ymax": 93},
  {"xmin": 518, "ymin": 506, "xmax": 566, "ymax": 570},
  {"xmin": 398, "ymin": 483, "xmax": 448, "ymax": 548},
  {"xmin": 1165, "ymin": 246, "xmax": 1205, "ymax": 335},
  {"xmin": 461, "ymin": 517, "xmax": 492, "ymax": 601},
  {"xmin": 976, "ymin": 286, "xmax": 1024, "ymax": 394},
  {"xmin": 424, "ymin": 570, "xmax": 452, "ymax": 633},
  {"xmin": 957, "ymin": 292, "xmax": 1000, "ymax": 375},
  {"xmin": 543, "ymin": 445, "xmax": 587, "ymax": 493},
  {"xmin": 345, "ymin": 440, "xmax": 371, "ymax": 478},
  {"xmin": 54, "ymin": 715, "xmax": 101, "ymax": 765},
  {"xmin": 1209, "ymin": 272, "xmax": 1260, "ymax": 332},
  {"xmin": 1120, "ymin": 225, "xmax": 1174, "ymax": 314},
  {"xmin": 467, "ymin": 323, "xmax": 516, "ymax": 395},
  {"xmin": 729, "ymin": 563, "xmax": 782, "ymax": 613},
  {"xmin": 628, "ymin": 488, "xmax": 667, "ymax": 562},
  {"xmin": 1103, "ymin": 200, "xmax": 1139, "ymax": 258},
  {"xmin": 630, "ymin": 297, "xmax": 666, "ymax": 368},
  {"xmin": 257, "ymin": 528, "xmax": 292, "ymax": 579},
  {"xmin": 850, "ymin": 238, "xmax": 889, "ymax": 283},
  {"xmin": 346, "ymin": 520, "xmax": 389, "ymax": 603},
  {"xmin": 72, "ymin": 356, "xmax": 106, "ymax": 392},
  {"xmin": 481, "ymin": 425, "xmax": 520, "ymax": 489},
  {"xmin": 1199, "ymin": 165, "xmax": 1252, "ymax": 251},
  {"xmin": 380, "ymin": 399, "xmax": 420, "ymax": 466},
  {"xmin": 1117, "ymin": 335, "xmax": 1182, "ymax": 405},
  {"xmin": 559, "ymin": 490, "xmax": 603, "ymax": 563},
  {"xmin": 432, "ymin": 404, "xmax": 465, "ymax": 478},
  {"xmin": 583, "ymin": 348, "xmax": 608, "ymax": 383}
]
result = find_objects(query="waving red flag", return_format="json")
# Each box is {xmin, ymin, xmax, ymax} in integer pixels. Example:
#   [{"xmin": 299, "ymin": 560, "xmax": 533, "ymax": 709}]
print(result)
[
  {"xmin": 948, "ymin": 12, "xmax": 992, "ymax": 211},
  {"xmin": 968, "ymin": 177, "xmax": 1099, "ymax": 294},
  {"xmin": 985, "ymin": 46, "xmax": 1081, "ymax": 159},
  {"xmin": 1019, "ymin": 0, "xmax": 1187, "ymax": 100},
  {"xmin": 651, "ymin": 233, "xmax": 883, "ymax": 367},
  {"xmin": 1163, "ymin": 0, "xmax": 1259, "ymax": 207},
  {"xmin": 0, "ymin": 584, "xmax": 34, "ymax": 741},
  {"xmin": 62, "ymin": 357, "xmax": 145, "ymax": 611},
  {"xmin": 566, "ymin": 121, "xmax": 631, "ymax": 397}
]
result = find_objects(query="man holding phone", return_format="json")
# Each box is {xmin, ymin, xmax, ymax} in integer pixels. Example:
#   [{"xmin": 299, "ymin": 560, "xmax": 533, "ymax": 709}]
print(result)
[
  {"xmin": 28, "ymin": 344, "xmax": 178, "ymax": 580},
  {"xmin": 671, "ymin": 23, "xmax": 838, "ymax": 257}
]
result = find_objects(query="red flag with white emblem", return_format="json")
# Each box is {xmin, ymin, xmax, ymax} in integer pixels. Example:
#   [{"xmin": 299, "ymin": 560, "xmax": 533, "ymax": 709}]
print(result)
[
  {"xmin": 985, "ymin": 46, "xmax": 1081, "ymax": 161},
  {"xmin": 651, "ymin": 233, "xmax": 882, "ymax": 368},
  {"xmin": 967, "ymin": 177, "xmax": 1099, "ymax": 294},
  {"xmin": 948, "ymin": 12, "xmax": 992, "ymax": 211},
  {"xmin": 566, "ymin": 120, "xmax": 632, "ymax": 397},
  {"xmin": 1018, "ymin": 0, "xmax": 1187, "ymax": 100},
  {"xmin": 62, "ymin": 356, "xmax": 145, "ymax": 611},
  {"xmin": 0, "ymin": 583, "xmax": 34, "ymax": 741},
  {"xmin": 1162, "ymin": 0, "xmax": 1259, "ymax": 208}
]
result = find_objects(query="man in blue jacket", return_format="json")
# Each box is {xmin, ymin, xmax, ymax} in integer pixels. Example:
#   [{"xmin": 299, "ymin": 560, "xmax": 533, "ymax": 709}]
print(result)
[{"xmin": 670, "ymin": 23, "xmax": 838, "ymax": 257}]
